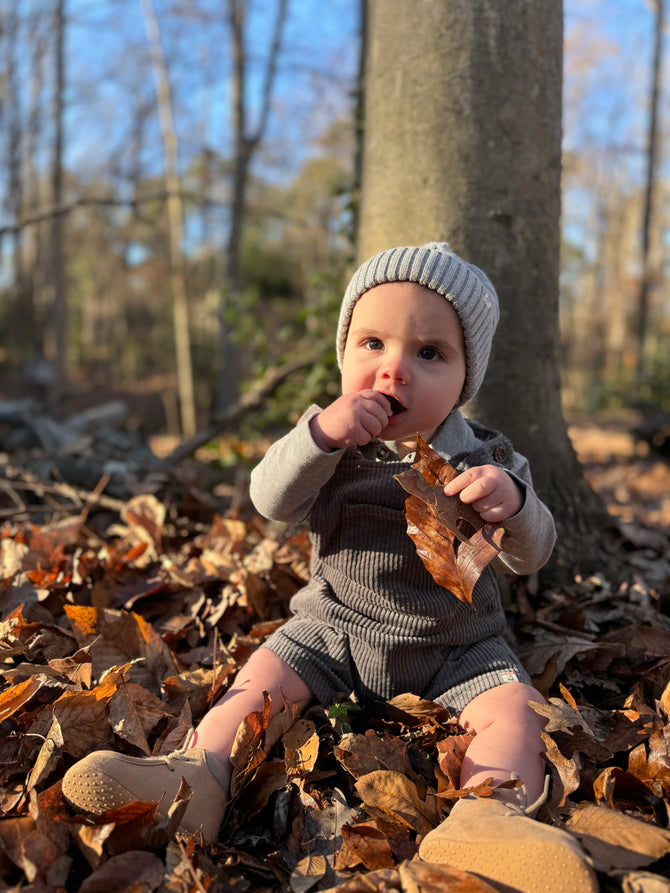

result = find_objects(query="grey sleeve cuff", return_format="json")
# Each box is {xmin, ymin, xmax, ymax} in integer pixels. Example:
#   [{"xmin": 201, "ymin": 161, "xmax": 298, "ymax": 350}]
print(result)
[{"xmin": 495, "ymin": 482, "xmax": 557, "ymax": 575}]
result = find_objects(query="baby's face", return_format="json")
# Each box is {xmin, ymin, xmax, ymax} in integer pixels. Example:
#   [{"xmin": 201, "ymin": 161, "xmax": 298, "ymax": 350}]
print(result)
[{"xmin": 341, "ymin": 282, "xmax": 466, "ymax": 457}]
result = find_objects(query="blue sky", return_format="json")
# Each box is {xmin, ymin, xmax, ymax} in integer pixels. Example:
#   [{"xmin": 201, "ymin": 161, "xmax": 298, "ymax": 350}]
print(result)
[
  {"xmin": 2, "ymin": 0, "xmax": 664, "ymax": 285},
  {"xmin": 2, "ymin": 0, "xmax": 666, "ymax": 238},
  {"xmin": 564, "ymin": 0, "xmax": 661, "ymax": 158},
  {"xmin": 60, "ymin": 0, "xmax": 664, "ymax": 182},
  {"xmin": 62, "ymin": 0, "xmax": 359, "ymax": 185}
]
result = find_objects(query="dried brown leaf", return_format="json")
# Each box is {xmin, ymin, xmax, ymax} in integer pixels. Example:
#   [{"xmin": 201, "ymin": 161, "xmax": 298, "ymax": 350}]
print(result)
[
  {"xmin": 77, "ymin": 849, "xmax": 164, "ymax": 893},
  {"xmin": 628, "ymin": 727, "xmax": 670, "ymax": 795},
  {"xmin": 354, "ymin": 770, "xmax": 439, "ymax": 835},
  {"xmin": 433, "ymin": 777, "xmax": 504, "ymax": 802},
  {"xmin": 229, "ymin": 691, "xmax": 272, "ymax": 798},
  {"xmin": 435, "ymin": 733, "xmax": 476, "ymax": 789},
  {"xmin": 290, "ymin": 853, "xmax": 327, "ymax": 893},
  {"xmin": 267, "ymin": 695, "xmax": 310, "ymax": 750},
  {"xmin": 109, "ymin": 684, "xmax": 151, "ymax": 755},
  {"xmin": 394, "ymin": 436, "xmax": 504, "ymax": 603},
  {"xmin": 237, "ymin": 759, "xmax": 287, "ymax": 820},
  {"xmin": 395, "ymin": 438, "xmax": 488, "ymax": 540},
  {"xmin": 335, "ymin": 730, "xmax": 412, "ymax": 780},
  {"xmin": 566, "ymin": 803, "xmax": 670, "ymax": 871},
  {"xmin": 541, "ymin": 729, "xmax": 582, "ymax": 808},
  {"xmin": 26, "ymin": 716, "xmax": 64, "ymax": 792},
  {"xmin": 611, "ymin": 868, "xmax": 670, "ymax": 892},
  {"xmin": 0, "ymin": 815, "xmax": 39, "ymax": 881},
  {"xmin": 592, "ymin": 765, "xmax": 658, "ymax": 809},
  {"xmin": 64, "ymin": 604, "xmax": 99, "ymax": 644},
  {"xmin": 72, "ymin": 608, "xmax": 180, "ymax": 694},
  {"xmin": 452, "ymin": 524, "xmax": 505, "ymax": 596},
  {"xmin": 298, "ymin": 786, "xmax": 357, "ymax": 873},
  {"xmin": 660, "ymin": 679, "xmax": 670, "ymax": 720},
  {"xmin": 53, "ymin": 681, "xmax": 118, "ymax": 758},
  {"xmin": 322, "ymin": 858, "xmax": 498, "ymax": 892},
  {"xmin": 385, "ymin": 693, "xmax": 453, "ymax": 727},
  {"xmin": 0, "ymin": 784, "xmax": 71, "ymax": 886},
  {"xmin": 283, "ymin": 717, "xmax": 320, "ymax": 780},
  {"xmin": 0, "ymin": 675, "xmax": 43, "ymax": 723},
  {"xmin": 120, "ymin": 494, "xmax": 166, "ymax": 558},
  {"xmin": 337, "ymin": 821, "xmax": 396, "ymax": 871},
  {"xmin": 96, "ymin": 799, "xmax": 160, "ymax": 827},
  {"xmin": 69, "ymin": 821, "xmax": 115, "ymax": 870},
  {"xmin": 398, "ymin": 859, "xmax": 499, "ymax": 892},
  {"xmin": 48, "ymin": 647, "xmax": 93, "ymax": 688}
]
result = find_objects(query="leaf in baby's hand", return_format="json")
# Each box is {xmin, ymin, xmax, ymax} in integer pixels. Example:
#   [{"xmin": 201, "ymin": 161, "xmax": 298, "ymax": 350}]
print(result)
[
  {"xmin": 394, "ymin": 436, "xmax": 504, "ymax": 605},
  {"xmin": 414, "ymin": 437, "xmax": 458, "ymax": 487},
  {"xmin": 455, "ymin": 524, "xmax": 505, "ymax": 595}
]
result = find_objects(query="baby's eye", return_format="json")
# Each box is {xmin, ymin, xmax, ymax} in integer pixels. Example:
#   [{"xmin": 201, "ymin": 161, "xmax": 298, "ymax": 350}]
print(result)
[
  {"xmin": 418, "ymin": 346, "xmax": 440, "ymax": 360},
  {"xmin": 364, "ymin": 337, "xmax": 384, "ymax": 351}
]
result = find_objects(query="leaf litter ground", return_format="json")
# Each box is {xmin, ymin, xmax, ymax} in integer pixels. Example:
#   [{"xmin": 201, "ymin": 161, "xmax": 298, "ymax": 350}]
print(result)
[{"xmin": 0, "ymin": 421, "xmax": 669, "ymax": 893}]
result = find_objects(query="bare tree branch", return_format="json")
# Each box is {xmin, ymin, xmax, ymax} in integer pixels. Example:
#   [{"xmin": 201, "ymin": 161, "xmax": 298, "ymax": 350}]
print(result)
[
  {"xmin": 0, "ymin": 190, "xmax": 239, "ymax": 237},
  {"xmin": 162, "ymin": 358, "xmax": 314, "ymax": 466},
  {"xmin": 0, "ymin": 191, "xmax": 167, "ymax": 236}
]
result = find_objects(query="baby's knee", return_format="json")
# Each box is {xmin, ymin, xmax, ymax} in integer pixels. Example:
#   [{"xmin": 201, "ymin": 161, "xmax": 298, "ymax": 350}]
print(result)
[{"xmin": 460, "ymin": 682, "xmax": 546, "ymax": 734}]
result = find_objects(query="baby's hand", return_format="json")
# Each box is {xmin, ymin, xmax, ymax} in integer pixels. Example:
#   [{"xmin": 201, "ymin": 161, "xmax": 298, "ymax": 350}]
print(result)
[
  {"xmin": 309, "ymin": 390, "xmax": 392, "ymax": 452},
  {"xmin": 445, "ymin": 464, "xmax": 523, "ymax": 522}
]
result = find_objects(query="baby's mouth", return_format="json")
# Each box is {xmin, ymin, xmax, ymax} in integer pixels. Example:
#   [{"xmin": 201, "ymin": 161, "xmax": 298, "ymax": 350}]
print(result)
[{"xmin": 382, "ymin": 394, "xmax": 406, "ymax": 416}]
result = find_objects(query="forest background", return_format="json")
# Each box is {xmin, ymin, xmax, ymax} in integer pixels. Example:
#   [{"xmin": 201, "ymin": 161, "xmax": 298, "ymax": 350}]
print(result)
[
  {"xmin": 0, "ymin": 0, "xmax": 668, "ymax": 447},
  {"xmin": 1, "ymin": 3, "xmax": 670, "ymax": 890}
]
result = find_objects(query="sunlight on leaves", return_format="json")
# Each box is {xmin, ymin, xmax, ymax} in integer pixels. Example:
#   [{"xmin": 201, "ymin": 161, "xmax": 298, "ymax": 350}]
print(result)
[{"xmin": 395, "ymin": 436, "xmax": 504, "ymax": 603}]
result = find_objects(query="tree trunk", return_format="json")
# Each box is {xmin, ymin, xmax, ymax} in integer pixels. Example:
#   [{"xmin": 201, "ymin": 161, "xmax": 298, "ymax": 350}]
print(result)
[
  {"xmin": 635, "ymin": 0, "xmax": 664, "ymax": 381},
  {"xmin": 358, "ymin": 0, "xmax": 616, "ymax": 581},
  {"xmin": 141, "ymin": 0, "xmax": 197, "ymax": 439},
  {"xmin": 5, "ymin": 7, "xmax": 38, "ymax": 384},
  {"xmin": 47, "ymin": 0, "xmax": 67, "ymax": 410},
  {"xmin": 214, "ymin": 0, "xmax": 288, "ymax": 414}
]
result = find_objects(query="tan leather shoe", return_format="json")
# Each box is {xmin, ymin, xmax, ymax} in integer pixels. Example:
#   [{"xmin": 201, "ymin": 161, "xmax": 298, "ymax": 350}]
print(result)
[
  {"xmin": 418, "ymin": 797, "xmax": 598, "ymax": 893},
  {"xmin": 62, "ymin": 745, "xmax": 228, "ymax": 844}
]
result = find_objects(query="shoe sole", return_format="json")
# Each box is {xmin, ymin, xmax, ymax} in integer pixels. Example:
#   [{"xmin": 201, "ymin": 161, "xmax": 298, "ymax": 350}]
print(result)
[{"xmin": 420, "ymin": 833, "xmax": 598, "ymax": 893}]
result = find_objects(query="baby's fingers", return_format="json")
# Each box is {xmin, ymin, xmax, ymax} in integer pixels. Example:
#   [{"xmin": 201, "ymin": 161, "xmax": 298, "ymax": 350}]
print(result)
[{"xmin": 444, "ymin": 467, "xmax": 490, "ymax": 502}]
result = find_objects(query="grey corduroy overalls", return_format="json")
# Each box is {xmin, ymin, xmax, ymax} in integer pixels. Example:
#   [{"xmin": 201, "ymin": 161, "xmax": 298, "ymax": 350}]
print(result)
[{"xmin": 250, "ymin": 408, "xmax": 556, "ymax": 714}]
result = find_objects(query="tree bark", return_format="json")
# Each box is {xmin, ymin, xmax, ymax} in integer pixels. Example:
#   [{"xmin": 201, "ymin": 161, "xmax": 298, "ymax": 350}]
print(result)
[
  {"xmin": 635, "ymin": 0, "xmax": 664, "ymax": 380},
  {"xmin": 141, "ymin": 0, "xmax": 197, "ymax": 439},
  {"xmin": 47, "ymin": 0, "xmax": 67, "ymax": 409},
  {"xmin": 358, "ymin": 0, "xmax": 616, "ymax": 581},
  {"xmin": 5, "ymin": 6, "xmax": 37, "ymax": 381},
  {"xmin": 215, "ymin": 0, "xmax": 288, "ymax": 414}
]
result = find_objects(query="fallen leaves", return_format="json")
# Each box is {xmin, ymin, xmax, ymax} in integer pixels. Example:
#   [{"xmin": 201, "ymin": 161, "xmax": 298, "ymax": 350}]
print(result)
[
  {"xmin": 394, "ymin": 436, "xmax": 503, "ymax": 603},
  {"xmin": 76, "ymin": 850, "xmax": 165, "ymax": 893},
  {"xmin": 0, "ymin": 437, "xmax": 669, "ymax": 891},
  {"xmin": 566, "ymin": 804, "xmax": 670, "ymax": 871},
  {"xmin": 354, "ymin": 771, "xmax": 438, "ymax": 837},
  {"xmin": 322, "ymin": 859, "xmax": 499, "ymax": 892}
]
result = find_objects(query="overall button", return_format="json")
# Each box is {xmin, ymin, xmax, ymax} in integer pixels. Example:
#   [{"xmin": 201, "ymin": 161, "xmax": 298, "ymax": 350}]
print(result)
[{"xmin": 494, "ymin": 446, "xmax": 508, "ymax": 464}]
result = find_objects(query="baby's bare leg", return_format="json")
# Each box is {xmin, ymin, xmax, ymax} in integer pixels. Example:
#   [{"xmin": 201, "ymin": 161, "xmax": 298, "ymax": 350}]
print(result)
[
  {"xmin": 458, "ymin": 682, "xmax": 547, "ymax": 807},
  {"xmin": 193, "ymin": 647, "xmax": 312, "ymax": 777},
  {"xmin": 420, "ymin": 684, "xmax": 598, "ymax": 890},
  {"xmin": 61, "ymin": 647, "xmax": 310, "ymax": 843}
]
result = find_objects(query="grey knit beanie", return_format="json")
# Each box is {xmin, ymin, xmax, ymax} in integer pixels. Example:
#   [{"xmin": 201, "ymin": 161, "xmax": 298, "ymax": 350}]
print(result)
[{"xmin": 336, "ymin": 242, "xmax": 499, "ymax": 405}]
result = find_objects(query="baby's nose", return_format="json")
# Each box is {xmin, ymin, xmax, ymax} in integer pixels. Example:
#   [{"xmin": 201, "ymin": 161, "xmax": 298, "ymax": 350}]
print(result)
[{"xmin": 379, "ymin": 351, "xmax": 409, "ymax": 382}]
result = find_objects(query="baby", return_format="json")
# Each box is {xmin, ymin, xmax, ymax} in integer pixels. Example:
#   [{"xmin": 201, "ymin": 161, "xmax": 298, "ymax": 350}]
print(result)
[{"xmin": 64, "ymin": 242, "xmax": 597, "ymax": 893}]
